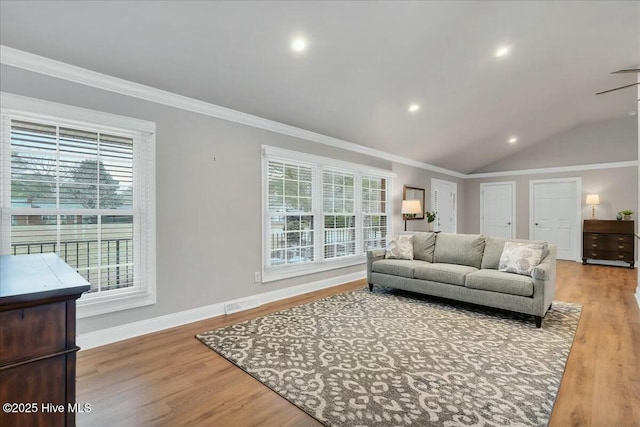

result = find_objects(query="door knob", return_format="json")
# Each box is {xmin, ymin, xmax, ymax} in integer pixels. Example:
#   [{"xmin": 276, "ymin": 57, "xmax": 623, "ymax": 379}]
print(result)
[
  {"xmin": 535, "ymin": 222, "xmax": 539, "ymax": 226},
  {"xmin": 507, "ymin": 222, "xmax": 511, "ymax": 225}
]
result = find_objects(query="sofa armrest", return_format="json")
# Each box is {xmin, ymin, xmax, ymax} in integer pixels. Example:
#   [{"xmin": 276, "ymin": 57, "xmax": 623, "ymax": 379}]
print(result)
[
  {"xmin": 367, "ymin": 249, "xmax": 386, "ymax": 284},
  {"xmin": 532, "ymin": 259, "xmax": 551, "ymax": 280},
  {"xmin": 531, "ymin": 244, "xmax": 557, "ymax": 316},
  {"xmin": 367, "ymin": 248, "xmax": 386, "ymax": 260}
]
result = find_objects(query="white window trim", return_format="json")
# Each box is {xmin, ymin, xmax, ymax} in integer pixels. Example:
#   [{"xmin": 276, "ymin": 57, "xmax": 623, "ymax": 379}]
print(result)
[
  {"xmin": 262, "ymin": 145, "xmax": 394, "ymax": 283},
  {"xmin": 0, "ymin": 92, "xmax": 156, "ymax": 318}
]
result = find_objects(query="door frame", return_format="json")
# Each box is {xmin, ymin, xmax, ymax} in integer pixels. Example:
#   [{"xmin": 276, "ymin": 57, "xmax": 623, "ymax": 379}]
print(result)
[
  {"xmin": 480, "ymin": 181, "xmax": 516, "ymax": 238},
  {"xmin": 431, "ymin": 178, "xmax": 458, "ymax": 233},
  {"xmin": 529, "ymin": 177, "xmax": 582, "ymax": 262}
]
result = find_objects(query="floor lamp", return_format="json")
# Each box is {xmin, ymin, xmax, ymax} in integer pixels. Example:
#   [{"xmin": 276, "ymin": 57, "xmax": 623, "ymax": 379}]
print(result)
[{"xmin": 402, "ymin": 199, "xmax": 422, "ymax": 231}]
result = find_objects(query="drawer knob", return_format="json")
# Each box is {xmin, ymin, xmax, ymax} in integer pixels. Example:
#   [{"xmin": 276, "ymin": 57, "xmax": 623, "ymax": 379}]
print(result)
[
  {"xmin": 592, "ymin": 236, "xmax": 598, "ymax": 240},
  {"xmin": 592, "ymin": 244, "xmax": 598, "ymax": 248},
  {"xmin": 619, "ymin": 245, "xmax": 625, "ymax": 249},
  {"xmin": 592, "ymin": 252, "xmax": 598, "ymax": 257},
  {"xmin": 618, "ymin": 255, "xmax": 625, "ymax": 259},
  {"xmin": 618, "ymin": 237, "xmax": 624, "ymax": 241}
]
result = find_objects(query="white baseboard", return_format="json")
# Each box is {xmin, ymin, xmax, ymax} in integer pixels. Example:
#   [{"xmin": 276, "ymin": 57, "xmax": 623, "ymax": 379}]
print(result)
[{"xmin": 77, "ymin": 271, "xmax": 366, "ymax": 350}]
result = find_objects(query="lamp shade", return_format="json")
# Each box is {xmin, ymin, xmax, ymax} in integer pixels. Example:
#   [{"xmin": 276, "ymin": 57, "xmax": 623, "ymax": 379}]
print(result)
[
  {"xmin": 401, "ymin": 199, "xmax": 422, "ymax": 215},
  {"xmin": 586, "ymin": 194, "xmax": 600, "ymax": 205}
]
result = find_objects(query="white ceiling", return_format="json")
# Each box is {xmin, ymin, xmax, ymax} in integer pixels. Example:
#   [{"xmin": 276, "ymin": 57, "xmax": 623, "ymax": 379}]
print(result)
[{"xmin": 1, "ymin": 1, "xmax": 638, "ymax": 173}]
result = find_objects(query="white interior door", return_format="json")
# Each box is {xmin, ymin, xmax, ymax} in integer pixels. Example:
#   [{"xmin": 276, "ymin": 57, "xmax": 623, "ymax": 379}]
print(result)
[
  {"xmin": 431, "ymin": 179, "xmax": 457, "ymax": 233},
  {"xmin": 530, "ymin": 178, "xmax": 581, "ymax": 261},
  {"xmin": 481, "ymin": 182, "xmax": 515, "ymax": 239}
]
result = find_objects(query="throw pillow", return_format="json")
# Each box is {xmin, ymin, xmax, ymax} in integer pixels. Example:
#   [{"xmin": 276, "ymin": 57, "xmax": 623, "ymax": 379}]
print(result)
[
  {"xmin": 498, "ymin": 241, "xmax": 546, "ymax": 276},
  {"xmin": 385, "ymin": 235, "xmax": 414, "ymax": 260}
]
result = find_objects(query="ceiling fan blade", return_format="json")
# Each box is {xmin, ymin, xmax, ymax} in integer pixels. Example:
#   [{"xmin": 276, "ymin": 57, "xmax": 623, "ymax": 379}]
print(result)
[
  {"xmin": 595, "ymin": 82, "xmax": 640, "ymax": 95},
  {"xmin": 611, "ymin": 69, "xmax": 640, "ymax": 74}
]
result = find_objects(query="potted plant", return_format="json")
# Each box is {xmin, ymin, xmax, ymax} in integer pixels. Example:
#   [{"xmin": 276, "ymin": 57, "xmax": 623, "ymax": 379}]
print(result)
[
  {"xmin": 425, "ymin": 211, "xmax": 437, "ymax": 231},
  {"xmin": 620, "ymin": 209, "xmax": 633, "ymax": 220}
]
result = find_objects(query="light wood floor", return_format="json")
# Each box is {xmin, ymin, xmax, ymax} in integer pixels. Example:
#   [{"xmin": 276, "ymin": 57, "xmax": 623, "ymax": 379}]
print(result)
[{"xmin": 76, "ymin": 261, "xmax": 640, "ymax": 426}]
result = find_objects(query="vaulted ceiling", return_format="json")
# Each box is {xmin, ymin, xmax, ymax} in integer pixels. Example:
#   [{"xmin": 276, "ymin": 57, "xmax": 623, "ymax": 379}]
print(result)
[{"xmin": 1, "ymin": 1, "xmax": 638, "ymax": 173}]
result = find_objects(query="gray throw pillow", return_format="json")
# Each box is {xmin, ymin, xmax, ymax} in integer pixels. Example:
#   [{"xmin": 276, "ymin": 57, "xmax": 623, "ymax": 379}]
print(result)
[
  {"xmin": 498, "ymin": 242, "xmax": 546, "ymax": 276},
  {"xmin": 385, "ymin": 235, "xmax": 414, "ymax": 260}
]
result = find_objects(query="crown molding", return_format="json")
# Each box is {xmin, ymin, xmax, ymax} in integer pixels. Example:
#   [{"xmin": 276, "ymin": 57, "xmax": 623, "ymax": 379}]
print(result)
[
  {"xmin": 1, "ymin": 46, "xmax": 636, "ymax": 181},
  {"xmin": 0, "ymin": 45, "xmax": 465, "ymax": 179},
  {"xmin": 466, "ymin": 160, "xmax": 638, "ymax": 179}
]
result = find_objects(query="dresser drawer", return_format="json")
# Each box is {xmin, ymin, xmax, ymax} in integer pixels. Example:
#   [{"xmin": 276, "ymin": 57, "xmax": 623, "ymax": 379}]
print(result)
[
  {"xmin": 585, "ymin": 240, "xmax": 634, "ymax": 252},
  {"xmin": 0, "ymin": 301, "xmax": 67, "ymax": 364},
  {"xmin": 584, "ymin": 233, "xmax": 633, "ymax": 243},
  {"xmin": 611, "ymin": 234, "xmax": 633, "ymax": 244}
]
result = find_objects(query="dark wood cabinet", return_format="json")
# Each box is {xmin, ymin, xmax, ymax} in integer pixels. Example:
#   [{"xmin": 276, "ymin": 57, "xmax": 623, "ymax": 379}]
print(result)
[
  {"xmin": 582, "ymin": 220, "xmax": 635, "ymax": 268},
  {"xmin": 0, "ymin": 254, "xmax": 90, "ymax": 427}
]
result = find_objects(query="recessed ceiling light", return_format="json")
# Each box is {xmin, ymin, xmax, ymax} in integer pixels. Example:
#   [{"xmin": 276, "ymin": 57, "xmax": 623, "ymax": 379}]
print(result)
[
  {"xmin": 508, "ymin": 137, "xmax": 518, "ymax": 144},
  {"xmin": 408, "ymin": 104, "xmax": 420, "ymax": 112},
  {"xmin": 291, "ymin": 37, "xmax": 307, "ymax": 52},
  {"xmin": 495, "ymin": 46, "xmax": 510, "ymax": 57}
]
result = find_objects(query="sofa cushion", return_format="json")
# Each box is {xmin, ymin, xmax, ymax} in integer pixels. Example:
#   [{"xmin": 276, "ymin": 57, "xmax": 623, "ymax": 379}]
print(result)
[
  {"xmin": 372, "ymin": 259, "xmax": 431, "ymax": 278},
  {"xmin": 481, "ymin": 236, "xmax": 509, "ymax": 269},
  {"xmin": 465, "ymin": 270, "xmax": 534, "ymax": 297},
  {"xmin": 481, "ymin": 236, "xmax": 549, "ymax": 270},
  {"xmin": 499, "ymin": 241, "xmax": 546, "ymax": 276},
  {"xmin": 412, "ymin": 232, "xmax": 437, "ymax": 262},
  {"xmin": 433, "ymin": 233, "xmax": 486, "ymax": 268},
  {"xmin": 385, "ymin": 235, "xmax": 414, "ymax": 260},
  {"xmin": 414, "ymin": 263, "xmax": 478, "ymax": 286}
]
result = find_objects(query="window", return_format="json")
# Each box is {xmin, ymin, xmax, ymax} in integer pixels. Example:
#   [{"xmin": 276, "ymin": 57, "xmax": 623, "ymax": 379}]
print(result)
[
  {"xmin": 1, "ymin": 94, "xmax": 156, "ymax": 317},
  {"xmin": 263, "ymin": 146, "xmax": 393, "ymax": 282},
  {"xmin": 267, "ymin": 161, "xmax": 314, "ymax": 266},
  {"xmin": 323, "ymin": 170, "xmax": 356, "ymax": 259},
  {"xmin": 362, "ymin": 176, "xmax": 388, "ymax": 250}
]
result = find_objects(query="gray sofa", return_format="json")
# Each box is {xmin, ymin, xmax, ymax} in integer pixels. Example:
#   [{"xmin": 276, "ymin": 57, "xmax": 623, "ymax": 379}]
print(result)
[{"xmin": 367, "ymin": 232, "xmax": 556, "ymax": 327}]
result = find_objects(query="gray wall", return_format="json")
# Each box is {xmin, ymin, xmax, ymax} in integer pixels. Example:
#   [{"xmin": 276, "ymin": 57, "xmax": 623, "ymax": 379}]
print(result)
[
  {"xmin": 0, "ymin": 65, "xmax": 465, "ymax": 334},
  {"xmin": 473, "ymin": 117, "xmax": 637, "ymax": 173}
]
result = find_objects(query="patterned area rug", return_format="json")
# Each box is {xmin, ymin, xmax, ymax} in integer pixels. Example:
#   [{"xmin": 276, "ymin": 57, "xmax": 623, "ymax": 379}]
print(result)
[{"xmin": 197, "ymin": 288, "xmax": 581, "ymax": 426}]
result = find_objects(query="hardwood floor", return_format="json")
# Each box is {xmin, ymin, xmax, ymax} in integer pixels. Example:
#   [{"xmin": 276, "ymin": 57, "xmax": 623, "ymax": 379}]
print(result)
[{"xmin": 76, "ymin": 262, "xmax": 640, "ymax": 426}]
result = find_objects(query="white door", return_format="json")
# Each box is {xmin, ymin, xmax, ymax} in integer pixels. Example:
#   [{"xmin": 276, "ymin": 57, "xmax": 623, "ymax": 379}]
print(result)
[
  {"xmin": 481, "ymin": 182, "xmax": 515, "ymax": 239},
  {"xmin": 530, "ymin": 178, "xmax": 581, "ymax": 261},
  {"xmin": 431, "ymin": 179, "xmax": 457, "ymax": 233}
]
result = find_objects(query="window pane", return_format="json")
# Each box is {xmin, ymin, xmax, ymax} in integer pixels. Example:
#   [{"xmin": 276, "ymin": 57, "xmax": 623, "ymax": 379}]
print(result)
[
  {"xmin": 10, "ymin": 151, "xmax": 57, "ymax": 207},
  {"xmin": 101, "ymin": 216, "xmax": 134, "ymax": 291},
  {"xmin": 10, "ymin": 215, "xmax": 58, "ymax": 255},
  {"xmin": 100, "ymin": 134, "xmax": 134, "ymax": 209},
  {"xmin": 364, "ymin": 215, "xmax": 388, "ymax": 250},
  {"xmin": 59, "ymin": 127, "xmax": 98, "ymax": 156},
  {"xmin": 324, "ymin": 215, "xmax": 356, "ymax": 259},
  {"xmin": 268, "ymin": 161, "xmax": 312, "ymax": 213},
  {"xmin": 59, "ymin": 215, "xmax": 99, "ymax": 289},
  {"xmin": 269, "ymin": 215, "xmax": 314, "ymax": 266}
]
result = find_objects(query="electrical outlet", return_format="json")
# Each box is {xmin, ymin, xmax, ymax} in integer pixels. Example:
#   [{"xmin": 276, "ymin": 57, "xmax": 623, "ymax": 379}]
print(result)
[{"xmin": 254, "ymin": 271, "xmax": 261, "ymax": 283}]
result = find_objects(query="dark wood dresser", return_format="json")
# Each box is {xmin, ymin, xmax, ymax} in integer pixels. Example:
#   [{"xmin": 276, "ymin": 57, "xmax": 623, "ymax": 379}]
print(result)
[
  {"xmin": 582, "ymin": 220, "xmax": 635, "ymax": 268},
  {"xmin": 0, "ymin": 253, "xmax": 90, "ymax": 427}
]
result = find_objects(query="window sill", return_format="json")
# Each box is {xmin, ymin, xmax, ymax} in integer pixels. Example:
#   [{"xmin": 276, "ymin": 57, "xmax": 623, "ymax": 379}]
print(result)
[
  {"xmin": 77, "ymin": 288, "xmax": 156, "ymax": 318},
  {"xmin": 262, "ymin": 255, "xmax": 366, "ymax": 283}
]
